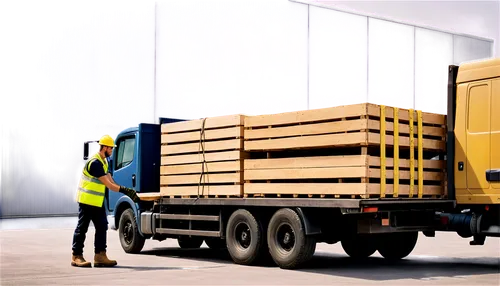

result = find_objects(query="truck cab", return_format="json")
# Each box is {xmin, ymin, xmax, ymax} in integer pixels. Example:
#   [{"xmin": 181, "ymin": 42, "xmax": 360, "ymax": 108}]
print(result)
[
  {"xmin": 452, "ymin": 58, "xmax": 500, "ymax": 205},
  {"xmin": 103, "ymin": 119, "xmax": 184, "ymax": 231}
]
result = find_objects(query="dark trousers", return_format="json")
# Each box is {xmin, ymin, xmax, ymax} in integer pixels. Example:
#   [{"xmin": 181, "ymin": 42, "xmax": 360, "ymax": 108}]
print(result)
[{"xmin": 72, "ymin": 203, "xmax": 108, "ymax": 255}]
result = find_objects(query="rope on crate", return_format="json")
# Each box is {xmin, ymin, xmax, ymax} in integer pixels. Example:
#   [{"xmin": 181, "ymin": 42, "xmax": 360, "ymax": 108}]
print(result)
[{"xmin": 197, "ymin": 117, "xmax": 208, "ymax": 199}]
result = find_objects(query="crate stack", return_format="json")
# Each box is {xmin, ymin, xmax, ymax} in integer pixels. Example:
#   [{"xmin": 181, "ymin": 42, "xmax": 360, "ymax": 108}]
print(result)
[
  {"xmin": 243, "ymin": 103, "xmax": 447, "ymax": 199},
  {"xmin": 160, "ymin": 115, "xmax": 246, "ymax": 197}
]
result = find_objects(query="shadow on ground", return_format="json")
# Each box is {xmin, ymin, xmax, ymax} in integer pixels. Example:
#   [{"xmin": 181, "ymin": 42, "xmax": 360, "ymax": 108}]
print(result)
[
  {"xmin": 299, "ymin": 252, "xmax": 500, "ymax": 281},
  {"xmin": 114, "ymin": 265, "xmax": 225, "ymax": 271},
  {"xmin": 140, "ymin": 248, "xmax": 240, "ymax": 266},
  {"xmin": 139, "ymin": 247, "xmax": 500, "ymax": 281}
]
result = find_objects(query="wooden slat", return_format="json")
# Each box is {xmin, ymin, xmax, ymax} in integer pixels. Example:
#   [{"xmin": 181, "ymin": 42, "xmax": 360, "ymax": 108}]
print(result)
[
  {"xmin": 367, "ymin": 156, "xmax": 444, "ymax": 169},
  {"xmin": 244, "ymin": 103, "xmax": 445, "ymax": 129},
  {"xmin": 161, "ymin": 139, "xmax": 242, "ymax": 155},
  {"xmin": 245, "ymin": 119, "xmax": 368, "ymax": 139},
  {"xmin": 366, "ymin": 104, "xmax": 446, "ymax": 125},
  {"xmin": 137, "ymin": 192, "xmax": 162, "ymax": 201},
  {"xmin": 161, "ymin": 161, "xmax": 241, "ymax": 175},
  {"xmin": 244, "ymin": 183, "xmax": 443, "ymax": 196},
  {"xmin": 245, "ymin": 103, "xmax": 368, "ymax": 127},
  {"xmin": 382, "ymin": 121, "xmax": 445, "ymax": 137},
  {"xmin": 368, "ymin": 169, "xmax": 443, "ymax": 181},
  {"xmin": 161, "ymin": 173, "xmax": 241, "ymax": 185},
  {"xmin": 160, "ymin": 185, "xmax": 243, "ymax": 196},
  {"xmin": 244, "ymin": 119, "xmax": 444, "ymax": 141},
  {"xmin": 367, "ymin": 133, "xmax": 445, "ymax": 150},
  {"xmin": 161, "ymin": 150, "xmax": 243, "ymax": 165},
  {"xmin": 245, "ymin": 155, "xmax": 367, "ymax": 170},
  {"xmin": 244, "ymin": 155, "xmax": 444, "ymax": 170},
  {"xmin": 245, "ymin": 132, "xmax": 445, "ymax": 151},
  {"xmin": 162, "ymin": 115, "xmax": 244, "ymax": 133},
  {"xmin": 245, "ymin": 132, "xmax": 368, "ymax": 151},
  {"xmin": 368, "ymin": 184, "xmax": 443, "ymax": 196},
  {"xmin": 244, "ymin": 183, "xmax": 368, "ymax": 195},
  {"xmin": 162, "ymin": 126, "xmax": 244, "ymax": 144},
  {"xmin": 244, "ymin": 167, "xmax": 367, "ymax": 180}
]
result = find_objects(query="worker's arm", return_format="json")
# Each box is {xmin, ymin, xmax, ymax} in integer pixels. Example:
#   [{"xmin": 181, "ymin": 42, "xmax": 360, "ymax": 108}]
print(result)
[
  {"xmin": 98, "ymin": 175, "xmax": 121, "ymax": 192},
  {"xmin": 87, "ymin": 159, "xmax": 121, "ymax": 192},
  {"xmin": 106, "ymin": 173, "xmax": 118, "ymax": 186},
  {"xmin": 87, "ymin": 159, "xmax": 139, "ymax": 202}
]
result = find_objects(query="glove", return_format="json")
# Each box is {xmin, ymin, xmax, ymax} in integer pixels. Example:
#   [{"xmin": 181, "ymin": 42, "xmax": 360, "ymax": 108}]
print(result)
[{"xmin": 119, "ymin": 186, "xmax": 140, "ymax": 203}]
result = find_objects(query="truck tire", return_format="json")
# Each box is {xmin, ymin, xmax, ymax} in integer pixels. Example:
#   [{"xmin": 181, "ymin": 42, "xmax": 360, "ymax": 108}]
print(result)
[
  {"xmin": 178, "ymin": 237, "xmax": 204, "ymax": 249},
  {"xmin": 267, "ymin": 208, "xmax": 316, "ymax": 269},
  {"xmin": 377, "ymin": 232, "xmax": 418, "ymax": 260},
  {"xmin": 226, "ymin": 209, "xmax": 265, "ymax": 265},
  {"xmin": 118, "ymin": 208, "xmax": 146, "ymax": 253},
  {"xmin": 341, "ymin": 235, "xmax": 377, "ymax": 259},
  {"xmin": 205, "ymin": 238, "xmax": 226, "ymax": 250}
]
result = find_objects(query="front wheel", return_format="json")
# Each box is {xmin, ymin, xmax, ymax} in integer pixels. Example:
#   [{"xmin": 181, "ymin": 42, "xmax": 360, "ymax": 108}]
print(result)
[
  {"xmin": 377, "ymin": 232, "xmax": 418, "ymax": 260},
  {"xmin": 267, "ymin": 208, "xmax": 316, "ymax": 269},
  {"xmin": 118, "ymin": 209, "xmax": 146, "ymax": 253}
]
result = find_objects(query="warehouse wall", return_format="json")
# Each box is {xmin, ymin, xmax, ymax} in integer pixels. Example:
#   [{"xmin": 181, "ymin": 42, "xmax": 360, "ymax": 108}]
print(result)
[
  {"xmin": 310, "ymin": 0, "xmax": 499, "ymax": 57},
  {"xmin": 0, "ymin": 0, "xmax": 500, "ymax": 218}
]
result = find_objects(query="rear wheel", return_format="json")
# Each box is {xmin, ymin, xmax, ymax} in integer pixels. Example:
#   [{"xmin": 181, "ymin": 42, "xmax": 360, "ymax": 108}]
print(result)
[
  {"xmin": 377, "ymin": 232, "xmax": 418, "ymax": 260},
  {"xmin": 118, "ymin": 208, "xmax": 146, "ymax": 253},
  {"xmin": 226, "ymin": 209, "xmax": 265, "ymax": 265},
  {"xmin": 267, "ymin": 208, "xmax": 316, "ymax": 269},
  {"xmin": 178, "ymin": 237, "xmax": 204, "ymax": 249},
  {"xmin": 341, "ymin": 234, "xmax": 377, "ymax": 259}
]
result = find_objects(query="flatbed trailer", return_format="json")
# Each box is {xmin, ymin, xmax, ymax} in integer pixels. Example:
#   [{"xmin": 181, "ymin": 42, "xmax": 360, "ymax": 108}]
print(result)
[{"xmin": 89, "ymin": 59, "xmax": 500, "ymax": 269}]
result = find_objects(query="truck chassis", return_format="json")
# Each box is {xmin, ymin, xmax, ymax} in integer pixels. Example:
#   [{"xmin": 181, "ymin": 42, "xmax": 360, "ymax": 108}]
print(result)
[{"xmin": 115, "ymin": 197, "xmax": 498, "ymax": 269}]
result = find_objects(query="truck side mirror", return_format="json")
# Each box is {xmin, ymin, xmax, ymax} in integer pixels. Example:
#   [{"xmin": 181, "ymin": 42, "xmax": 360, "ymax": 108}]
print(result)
[
  {"xmin": 84, "ymin": 142, "xmax": 89, "ymax": 160},
  {"xmin": 83, "ymin": 141, "xmax": 97, "ymax": 160}
]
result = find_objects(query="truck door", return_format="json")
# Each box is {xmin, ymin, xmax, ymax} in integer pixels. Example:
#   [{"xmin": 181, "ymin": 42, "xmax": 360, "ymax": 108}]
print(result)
[
  {"xmin": 466, "ymin": 81, "xmax": 491, "ymax": 191},
  {"xmin": 491, "ymin": 79, "xmax": 500, "ymax": 189},
  {"xmin": 108, "ymin": 133, "xmax": 137, "ymax": 211}
]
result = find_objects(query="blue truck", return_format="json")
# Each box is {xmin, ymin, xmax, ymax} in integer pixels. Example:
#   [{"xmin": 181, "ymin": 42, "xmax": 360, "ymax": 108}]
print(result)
[{"xmin": 85, "ymin": 61, "xmax": 500, "ymax": 269}]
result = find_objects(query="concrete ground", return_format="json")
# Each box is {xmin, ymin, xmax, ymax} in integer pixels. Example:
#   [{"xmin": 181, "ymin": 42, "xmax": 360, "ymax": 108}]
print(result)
[{"xmin": 0, "ymin": 217, "xmax": 499, "ymax": 285}]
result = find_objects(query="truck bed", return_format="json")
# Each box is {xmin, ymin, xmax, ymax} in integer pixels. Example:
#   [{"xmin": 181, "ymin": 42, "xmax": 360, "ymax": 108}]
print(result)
[{"xmin": 137, "ymin": 192, "xmax": 455, "ymax": 210}]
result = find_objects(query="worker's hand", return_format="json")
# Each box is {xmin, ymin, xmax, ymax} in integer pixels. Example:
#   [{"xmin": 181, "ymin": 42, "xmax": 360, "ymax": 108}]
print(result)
[{"xmin": 119, "ymin": 186, "xmax": 140, "ymax": 203}]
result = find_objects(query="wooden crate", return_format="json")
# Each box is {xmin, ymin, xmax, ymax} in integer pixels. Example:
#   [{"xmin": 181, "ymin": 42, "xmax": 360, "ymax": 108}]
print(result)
[
  {"xmin": 160, "ymin": 115, "xmax": 246, "ymax": 197},
  {"xmin": 243, "ymin": 103, "xmax": 447, "ymax": 199}
]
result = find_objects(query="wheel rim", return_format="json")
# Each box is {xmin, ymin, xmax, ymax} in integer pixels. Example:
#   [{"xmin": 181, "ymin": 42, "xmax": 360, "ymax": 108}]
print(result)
[
  {"xmin": 123, "ymin": 220, "xmax": 133, "ymax": 244},
  {"xmin": 234, "ymin": 222, "xmax": 251, "ymax": 250},
  {"xmin": 276, "ymin": 222, "xmax": 295, "ymax": 252}
]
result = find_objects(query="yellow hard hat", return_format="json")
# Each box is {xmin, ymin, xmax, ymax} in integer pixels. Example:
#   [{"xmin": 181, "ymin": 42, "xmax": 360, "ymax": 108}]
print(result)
[{"xmin": 98, "ymin": 135, "xmax": 116, "ymax": 147}]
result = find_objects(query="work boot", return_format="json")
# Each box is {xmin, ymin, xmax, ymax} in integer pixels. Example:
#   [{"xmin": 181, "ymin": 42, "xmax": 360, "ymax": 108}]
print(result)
[
  {"xmin": 71, "ymin": 254, "xmax": 91, "ymax": 267},
  {"xmin": 93, "ymin": 251, "xmax": 117, "ymax": 267}
]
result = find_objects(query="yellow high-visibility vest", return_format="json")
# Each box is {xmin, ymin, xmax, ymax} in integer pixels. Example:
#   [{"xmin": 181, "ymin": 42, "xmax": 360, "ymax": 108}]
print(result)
[{"xmin": 76, "ymin": 153, "xmax": 108, "ymax": 207}]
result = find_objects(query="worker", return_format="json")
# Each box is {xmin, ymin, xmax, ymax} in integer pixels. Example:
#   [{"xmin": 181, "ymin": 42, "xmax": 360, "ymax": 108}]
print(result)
[{"xmin": 71, "ymin": 135, "xmax": 139, "ymax": 268}]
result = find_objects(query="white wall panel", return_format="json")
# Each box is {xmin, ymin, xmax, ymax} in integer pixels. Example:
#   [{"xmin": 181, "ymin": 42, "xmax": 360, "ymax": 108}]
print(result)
[
  {"xmin": 308, "ymin": 6, "xmax": 367, "ymax": 109},
  {"xmin": 155, "ymin": 0, "xmax": 308, "ymax": 119},
  {"xmin": 312, "ymin": 0, "xmax": 499, "ymax": 57},
  {"xmin": 368, "ymin": 19, "xmax": 414, "ymax": 109},
  {"xmin": 95, "ymin": 13, "xmax": 155, "ymax": 129},
  {"xmin": 454, "ymin": 35, "xmax": 493, "ymax": 65},
  {"xmin": 415, "ymin": 28, "xmax": 453, "ymax": 111}
]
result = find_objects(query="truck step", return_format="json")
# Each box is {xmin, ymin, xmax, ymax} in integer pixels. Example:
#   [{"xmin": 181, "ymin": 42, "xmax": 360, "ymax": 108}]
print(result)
[
  {"xmin": 156, "ymin": 228, "xmax": 221, "ymax": 237},
  {"xmin": 156, "ymin": 213, "xmax": 220, "ymax": 222}
]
